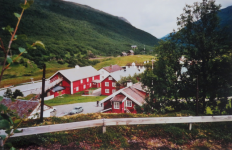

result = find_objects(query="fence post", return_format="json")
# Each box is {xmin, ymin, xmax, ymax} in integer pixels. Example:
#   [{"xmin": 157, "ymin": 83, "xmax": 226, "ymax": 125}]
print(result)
[
  {"xmin": 102, "ymin": 118, "xmax": 106, "ymax": 133},
  {"xmin": 189, "ymin": 116, "xmax": 192, "ymax": 131}
]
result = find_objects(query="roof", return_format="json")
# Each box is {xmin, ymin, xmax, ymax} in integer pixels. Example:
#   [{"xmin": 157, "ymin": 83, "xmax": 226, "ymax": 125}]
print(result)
[
  {"xmin": 110, "ymin": 68, "xmax": 141, "ymax": 81},
  {"xmin": 100, "ymin": 83, "xmax": 147, "ymax": 106},
  {"xmin": 52, "ymin": 86, "xmax": 65, "ymax": 92},
  {"xmin": 0, "ymin": 98, "xmax": 39, "ymax": 118},
  {"xmin": 92, "ymin": 80, "xmax": 101, "ymax": 83},
  {"xmin": 128, "ymin": 50, "xmax": 134, "ymax": 53},
  {"xmin": 102, "ymin": 65, "xmax": 123, "ymax": 73},
  {"xmin": 111, "ymin": 94, "xmax": 126, "ymax": 102},
  {"xmin": 49, "ymin": 66, "xmax": 100, "ymax": 82}
]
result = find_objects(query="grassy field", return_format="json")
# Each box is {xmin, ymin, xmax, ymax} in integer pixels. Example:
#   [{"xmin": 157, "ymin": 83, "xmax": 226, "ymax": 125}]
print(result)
[
  {"xmin": 44, "ymin": 91, "xmax": 107, "ymax": 106},
  {"xmin": 93, "ymin": 55, "xmax": 154, "ymax": 70},
  {"xmin": 0, "ymin": 58, "xmax": 70, "ymax": 88}
]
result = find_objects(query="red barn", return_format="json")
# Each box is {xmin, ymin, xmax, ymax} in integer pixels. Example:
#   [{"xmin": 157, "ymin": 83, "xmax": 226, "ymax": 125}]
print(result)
[
  {"xmin": 101, "ymin": 68, "xmax": 141, "ymax": 96},
  {"xmin": 47, "ymin": 66, "xmax": 100, "ymax": 97},
  {"xmin": 100, "ymin": 83, "xmax": 147, "ymax": 113}
]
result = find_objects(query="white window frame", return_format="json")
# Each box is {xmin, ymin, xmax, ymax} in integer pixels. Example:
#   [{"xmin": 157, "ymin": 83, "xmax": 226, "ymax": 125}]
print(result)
[
  {"xmin": 92, "ymin": 76, "xmax": 94, "ymax": 80},
  {"xmin": 105, "ymin": 89, "xmax": 109, "ymax": 93},
  {"xmin": 87, "ymin": 78, "xmax": 89, "ymax": 82},
  {"xmin": 127, "ymin": 100, "xmax": 132, "ymax": 107},
  {"xmin": 114, "ymin": 102, "xmax": 120, "ymax": 109},
  {"xmin": 112, "ymin": 89, "xmax": 116, "ymax": 93},
  {"xmin": 112, "ymin": 82, "xmax": 116, "ymax": 87},
  {"xmin": 83, "ymin": 85, "xmax": 86, "ymax": 89},
  {"xmin": 90, "ymin": 83, "xmax": 91, "ymax": 87},
  {"xmin": 105, "ymin": 82, "xmax": 109, "ymax": 86},
  {"xmin": 109, "ymin": 77, "xmax": 112, "ymax": 80},
  {"xmin": 76, "ymin": 87, "xmax": 79, "ymax": 91},
  {"xmin": 81, "ymin": 79, "xmax": 83, "ymax": 83}
]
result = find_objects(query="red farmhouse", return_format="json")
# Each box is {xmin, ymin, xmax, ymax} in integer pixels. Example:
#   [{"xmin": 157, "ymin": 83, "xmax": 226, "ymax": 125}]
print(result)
[
  {"xmin": 48, "ymin": 66, "xmax": 100, "ymax": 97},
  {"xmin": 100, "ymin": 83, "xmax": 147, "ymax": 113},
  {"xmin": 101, "ymin": 68, "xmax": 141, "ymax": 96}
]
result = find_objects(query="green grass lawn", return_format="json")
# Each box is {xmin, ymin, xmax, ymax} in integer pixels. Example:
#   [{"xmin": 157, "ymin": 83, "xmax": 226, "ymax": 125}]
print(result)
[{"xmin": 44, "ymin": 92, "xmax": 107, "ymax": 106}]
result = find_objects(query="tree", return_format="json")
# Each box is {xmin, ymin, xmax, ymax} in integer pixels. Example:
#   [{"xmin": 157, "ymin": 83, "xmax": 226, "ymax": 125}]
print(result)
[
  {"xmin": 3, "ymin": 89, "xmax": 13, "ymax": 98},
  {"xmin": 174, "ymin": 0, "xmax": 232, "ymax": 112},
  {"xmin": 141, "ymin": 0, "xmax": 232, "ymax": 114},
  {"xmin": 12, "ymin": 89, "xmax": 24, "ymax": 99}
]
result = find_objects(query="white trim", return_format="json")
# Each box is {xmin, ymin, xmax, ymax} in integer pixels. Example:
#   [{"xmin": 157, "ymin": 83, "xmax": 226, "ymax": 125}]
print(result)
[
  {"xmin": 81, "ymin": 79, "xmax": 83, "ymax": 83},
  {"xmin": 76, "ymin": 86, "xmax": 79, "ymax": 91},
  {"xmin": 114, "ymin": 102, "xmax": 120, "ymax": 109},
  {"xmin": 101, "ymin": 108, "xmax": 112, "ymax": 113},
  {"xmin": 105, "ymin": 89, "xmax": 109, "ymax": 93},
  {"xmin": 87, "ymin": 78, "xmax": 89, "ymax": 82},
  {"xmin": 127, "ymin": 100, "xmax": 132, "ymax": 107},
  {"xmin": 112, "ymin": 89, "xmax": 116, "ymax": 93},
  {"xmin": 71, "ymin": 82, "xmax": 73, "ymax": 94},
  {"xmin": 105, "ymin": 82, "xmax": 109, "ymax": 87},
  {"xmin": 112, "ymin": 82, "xmax": 116, "ymax": 87}
]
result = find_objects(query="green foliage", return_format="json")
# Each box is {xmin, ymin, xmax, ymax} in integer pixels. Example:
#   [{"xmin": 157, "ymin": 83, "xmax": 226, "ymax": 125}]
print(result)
[
  {"xmin": 12, "ymin": 89, "xmax": 24, "ymax": 99},
  {"xmin": 118, "ymin": 73, "xmax": 141, "ymax": 85},
  {"xmin": 141, "ymin": 0, "xmax": 232, "ymax": 114},
  {"xmin": 3, "ymin": 88, "xmax": 13, "ymax": 98}
]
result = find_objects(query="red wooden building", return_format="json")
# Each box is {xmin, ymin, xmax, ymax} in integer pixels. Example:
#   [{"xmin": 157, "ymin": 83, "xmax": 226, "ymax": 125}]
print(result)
[
  {"xmin": 47, "ymin": 66, "xmax": 100, "ymax": 97},
  {"xmin": 101, "ymin": 68, "xmax": 141, "ymax": 96},
  {"xmin": 100, "ymin": 83, "xmax": 147, "ymax": 113}
]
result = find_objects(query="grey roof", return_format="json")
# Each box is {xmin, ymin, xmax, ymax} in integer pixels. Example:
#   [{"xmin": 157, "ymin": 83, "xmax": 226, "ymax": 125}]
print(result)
[
  {"xmin": 52, "ymin": 86, "xmax": 65, "ymax": 92},
  {"xmin": 110, "ymin": 68, "xmax": 141, "ymax": 81},
  {"xmin": 50, "ymin": 66, "xmax": 100, "ymax": 82}
]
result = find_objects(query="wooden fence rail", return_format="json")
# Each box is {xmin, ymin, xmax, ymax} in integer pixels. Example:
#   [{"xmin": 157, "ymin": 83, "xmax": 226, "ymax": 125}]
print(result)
[{"xmin": 0, "ymin": 115, "xmax": 231, "ymax": 138}]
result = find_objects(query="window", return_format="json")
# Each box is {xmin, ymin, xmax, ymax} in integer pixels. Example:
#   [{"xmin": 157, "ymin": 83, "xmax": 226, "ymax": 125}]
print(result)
[
  {"xmin": 83, "ymin": 85, "xmax": 86, "ymax": 89},
  {"xmin": 92, "ymin": 77, "xmax": 94, "ymax": 80},
  {"xmin": 109, "ymin": 77, "xmax": 112, "ymax": 80},
  {"xmin": 105, "ymin": 82, "xmax": 109, "ymax": 86},
  {"xmin": 105, "ymin": 89, "xmax": 109, "ymax": 93},
  {"xmin": 114, "ymin": 102, "xmax": 120, "ymax": 109},
  {"xmin": 87, "ymin": 78, "xmax": 89, "ymax": 82},
  {"xmin": 81, "ymin": 79, "xmax": 83, "ymax": 83},
  {"xmin": 112, "ymin": 82, "xmax": 116, "ymax": 87},
  {"xmin": 90, "ymin": 83, "xmax": 91, "ymax": 87},
  {"xmin": 76, "ymin": 87, "xmax": 79, "ymax": 91},
  {"xmin": 127, "ymin": 100, "xmax": 132, "ymax": 107},
  {"xmin": 112, "ymin": 89, "xmax": 116, "ymax": 93}
]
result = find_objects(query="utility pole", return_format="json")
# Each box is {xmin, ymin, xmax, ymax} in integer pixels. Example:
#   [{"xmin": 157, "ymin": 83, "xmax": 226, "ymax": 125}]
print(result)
[
  {"xmin": 196, "ymin": 75, "xmax": 199, "ymax": 116},
  {"xmin": 40, "ymin": 64, "xmax": 46, "ymax": 122}
]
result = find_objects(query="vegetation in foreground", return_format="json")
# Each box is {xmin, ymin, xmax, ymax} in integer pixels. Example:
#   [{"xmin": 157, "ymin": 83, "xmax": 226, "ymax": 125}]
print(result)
[
  {"xmin": 44, "ymin": 91, "xmax": 107, "ymax": 106},
  {"xmin": 7, "ymin": 112, "xmax": 232, "ymax": 149}
]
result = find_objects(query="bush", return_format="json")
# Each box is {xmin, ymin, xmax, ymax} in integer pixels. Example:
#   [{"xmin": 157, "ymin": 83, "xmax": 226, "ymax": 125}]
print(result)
[
  {"xmin": 13, "ymin": 89, "xmax": 24, "ymax": 98},
  {"xmin": 3, "ymin": 88, "xmax": 13, "ymax": 98}
]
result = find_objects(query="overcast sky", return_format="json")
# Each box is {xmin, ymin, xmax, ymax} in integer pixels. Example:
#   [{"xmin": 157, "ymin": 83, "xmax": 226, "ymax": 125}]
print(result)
[{"xmin": 64, "ymin": 0, "xmax": 231, "ymax": 38}]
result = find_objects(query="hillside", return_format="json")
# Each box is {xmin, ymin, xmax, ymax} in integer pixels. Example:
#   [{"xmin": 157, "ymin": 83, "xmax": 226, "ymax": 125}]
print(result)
[
  {"xmin": 160, "ymin": 5, "xmax": 232, "ymax": 40},
  {"xmin": 0, "ymin": 0, "xmax": 159, "ymax": 68}
]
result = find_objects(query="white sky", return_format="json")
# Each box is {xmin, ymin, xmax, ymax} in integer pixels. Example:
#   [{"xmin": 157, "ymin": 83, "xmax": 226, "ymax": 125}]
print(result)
[{"xmin": 64, "ymin": 0, "xmax": 231, "ymax": 38}]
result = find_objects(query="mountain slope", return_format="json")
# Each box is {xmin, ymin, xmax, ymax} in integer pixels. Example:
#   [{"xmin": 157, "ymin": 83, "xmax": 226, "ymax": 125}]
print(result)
[{"xmin": 0, "ymin": 0, "xmax": 159, "ymax": 67}]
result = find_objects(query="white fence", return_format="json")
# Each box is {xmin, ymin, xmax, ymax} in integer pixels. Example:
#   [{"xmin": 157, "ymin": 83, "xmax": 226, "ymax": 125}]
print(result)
[{"xmin": 0, "ymin": 115, "xmax": 230, "ymax": 138}]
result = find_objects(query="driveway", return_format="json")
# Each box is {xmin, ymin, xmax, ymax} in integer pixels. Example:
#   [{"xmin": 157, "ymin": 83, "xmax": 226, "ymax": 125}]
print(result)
[{"xmin": 53, "ymin": 102, "xmax": 103, "ymax": 117}]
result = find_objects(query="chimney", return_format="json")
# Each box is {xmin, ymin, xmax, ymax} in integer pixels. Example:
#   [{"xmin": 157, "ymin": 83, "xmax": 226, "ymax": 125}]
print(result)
[
  {"xmin": 127, "ymin": 80, "xmax": 132, "ymax": 87},
  {"xmin": 75, "ymin": 65, "xmax": 80, "ymax": 69}
]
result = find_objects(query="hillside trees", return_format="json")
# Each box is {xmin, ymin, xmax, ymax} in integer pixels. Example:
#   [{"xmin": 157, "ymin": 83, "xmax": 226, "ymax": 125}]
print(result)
[{"xmin": 141, "ymin": 0, "xmax": 232, "ymax": 114}]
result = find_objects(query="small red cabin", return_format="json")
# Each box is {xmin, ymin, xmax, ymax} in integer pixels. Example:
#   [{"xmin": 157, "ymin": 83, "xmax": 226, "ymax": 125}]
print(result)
[{"xmin": 100, "ymin": 83, "xmax": 147, "ymax": 113}]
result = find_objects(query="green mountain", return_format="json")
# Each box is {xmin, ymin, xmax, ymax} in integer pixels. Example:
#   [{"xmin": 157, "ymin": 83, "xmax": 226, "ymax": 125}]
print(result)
[{"xmin": 0, "ymin": 0, "xmax": 159, "ymax": 67}]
